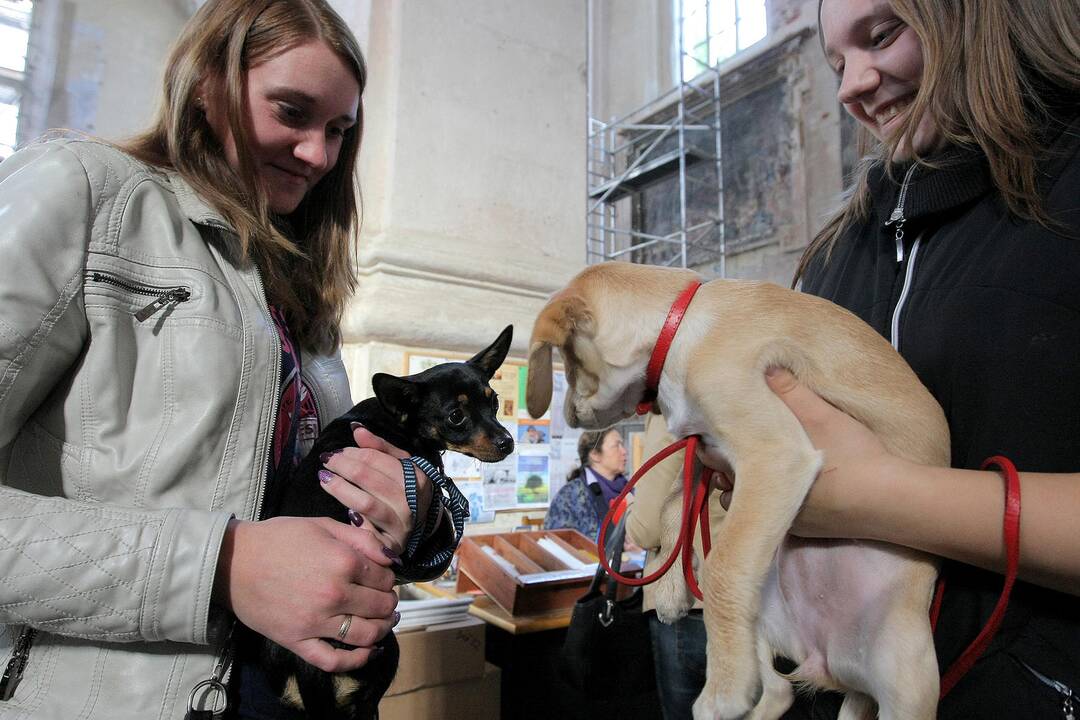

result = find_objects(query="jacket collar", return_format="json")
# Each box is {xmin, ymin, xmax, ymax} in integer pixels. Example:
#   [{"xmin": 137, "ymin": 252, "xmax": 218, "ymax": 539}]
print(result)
[
  {"xmin": 165, "ymin": 171, "xmax": 234, "ymax": 231},
  {"xmin": 869, "ymin": 147, "xmax": 993, "ymax": 229},
  {"xmin": 868, "ymin": 110, "xmax": 1080, "ymax": 229}
]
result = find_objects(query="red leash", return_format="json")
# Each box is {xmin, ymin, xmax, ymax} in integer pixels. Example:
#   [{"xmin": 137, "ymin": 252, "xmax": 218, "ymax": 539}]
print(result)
[
  {"xmin": 932, "ymin": 455, "xmax": 1022, "ymax": 698},
  {"xmin": 600, "ymin": 277, "xmax": 1023, "ymax": 698},
  {"xmin": 597, "ymin": 434, "xmax": 714, "ymax": 600}
]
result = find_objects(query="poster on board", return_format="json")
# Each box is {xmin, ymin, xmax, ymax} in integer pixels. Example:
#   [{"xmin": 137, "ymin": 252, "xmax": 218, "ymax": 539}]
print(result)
[
  {"xmin": 458, "ymin": 479, "xmax": 495, "ymax": 524},
  {"xmin": 516, "ymin": 450, "xmax": 550, "ymax": 506}
]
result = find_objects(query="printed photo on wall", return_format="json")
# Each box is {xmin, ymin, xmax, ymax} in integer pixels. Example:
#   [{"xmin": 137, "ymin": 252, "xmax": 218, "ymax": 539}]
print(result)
[
  {"xmin": 517, "ymin": 420, "xmax": 550, "ymax": 445},
  {"xmin": 516, "ymin": 453, "xmax": 549, "ymax": 506},
  {"xmin": 458, "ymin": 479, "xmax": 494, "ymax": 524},
  {"xmin": 482, "ymin": 455, "xmax": 517, "ymax": 510}
]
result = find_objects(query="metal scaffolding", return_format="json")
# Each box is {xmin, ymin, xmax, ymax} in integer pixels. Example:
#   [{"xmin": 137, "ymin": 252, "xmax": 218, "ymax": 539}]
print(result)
[{"xmin": 586, "ymin": 0, "xmax": 726, "ymax": 272}]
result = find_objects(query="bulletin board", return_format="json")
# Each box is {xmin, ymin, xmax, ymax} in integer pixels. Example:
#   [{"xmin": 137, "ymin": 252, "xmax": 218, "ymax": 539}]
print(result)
[{"xmin": 403, "ymin": 352, "xmax": 582, "ymax": 526}]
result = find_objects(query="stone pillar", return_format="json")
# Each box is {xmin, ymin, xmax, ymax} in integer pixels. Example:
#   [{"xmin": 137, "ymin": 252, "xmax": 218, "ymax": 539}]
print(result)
[{"xmin": 343, "ymin": 0, "xmax": 586, "ymax": 398}]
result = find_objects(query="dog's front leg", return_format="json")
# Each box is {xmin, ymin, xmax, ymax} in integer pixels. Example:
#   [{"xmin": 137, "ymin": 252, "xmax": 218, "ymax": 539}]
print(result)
[
  {"xmin": 653, "ymin": 479, "xmax": 695, "ymax": 623},
  {"xmin": 692, "ymin": 443, "xmax": 822, "ymax": 720}
]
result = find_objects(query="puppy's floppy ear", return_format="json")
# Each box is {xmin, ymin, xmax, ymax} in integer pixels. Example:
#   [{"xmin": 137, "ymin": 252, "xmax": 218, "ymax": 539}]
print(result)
[
  {"xmin": 526, "ymin": 291, "xmax": 591, "ymax": 418},
  {"xmin": 467, "ymin": 325, "xmax": 513, "ymax": 379},
  {"xmin": 372, "ymin": 373, "xmax": 418, "ymax": 421}
]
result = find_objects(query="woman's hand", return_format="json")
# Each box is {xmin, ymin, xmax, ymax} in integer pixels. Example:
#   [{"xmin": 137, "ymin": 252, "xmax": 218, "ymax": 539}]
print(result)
[
  {"xmin": 319, "ymin": 425, "xmax": 435, "ymax": 555},
  {"xmin": 214, "ymin": 517, "xmax": 398, "ymax": 673},
  {"xmin": 763, "ymin": 366, "xmax": 908, "ymax": 537},
  {"xmin": 713, "ymin": 367, "xmax": 903, "ymax": 538}
]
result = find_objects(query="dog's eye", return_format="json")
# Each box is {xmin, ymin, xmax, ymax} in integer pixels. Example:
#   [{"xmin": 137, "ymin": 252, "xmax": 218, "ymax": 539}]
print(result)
[
  {"xmin": 490, "ymin": 393, "xmax": 499, "ymax": 412},
  {"xmin": 448, "ymin": 408, "xmax": 466, "ymax": 427}
]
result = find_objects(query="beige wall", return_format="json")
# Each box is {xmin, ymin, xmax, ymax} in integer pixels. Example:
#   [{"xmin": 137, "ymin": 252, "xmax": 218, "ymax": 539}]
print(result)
[
  {"xmin": 21, "ymin": 0, "xmax": 189, "ymax": 143},
  {"xmin": 343, "ymin": 0, "xmax": 586, "ymax": 395}
]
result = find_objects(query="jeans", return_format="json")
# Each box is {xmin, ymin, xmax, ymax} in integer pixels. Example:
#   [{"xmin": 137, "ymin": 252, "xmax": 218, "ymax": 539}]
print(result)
[{"xmin": 649, "ymin": 609, "xmax": 707, "ymax": 720}]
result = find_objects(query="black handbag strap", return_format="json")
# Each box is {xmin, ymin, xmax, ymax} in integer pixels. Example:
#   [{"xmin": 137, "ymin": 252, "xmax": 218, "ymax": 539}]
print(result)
[
  {"xmin": 586, "ymin": 478, "xmax": 610, "ymax": 524},
  {"xmin": 589, "ymin": 513, "xmax": 627, "ymax": 601}
]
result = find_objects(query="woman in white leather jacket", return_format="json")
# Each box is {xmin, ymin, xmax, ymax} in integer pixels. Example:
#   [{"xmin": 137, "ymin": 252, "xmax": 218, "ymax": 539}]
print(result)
[{"xmin": 0, "ymin": 2, "xmax": 450, "ymax": 718}]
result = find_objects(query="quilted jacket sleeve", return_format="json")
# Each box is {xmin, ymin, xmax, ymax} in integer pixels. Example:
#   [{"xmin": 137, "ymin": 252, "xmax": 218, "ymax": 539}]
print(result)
[{"xmin": 0, "ymin": 143, "xmax": 231, "ymax": 645}]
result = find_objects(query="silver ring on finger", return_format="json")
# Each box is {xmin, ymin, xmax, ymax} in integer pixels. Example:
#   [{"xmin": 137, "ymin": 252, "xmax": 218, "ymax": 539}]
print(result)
[{"xmin": 337, "ymin": 614, "xmax": 353, "ymax": 642}]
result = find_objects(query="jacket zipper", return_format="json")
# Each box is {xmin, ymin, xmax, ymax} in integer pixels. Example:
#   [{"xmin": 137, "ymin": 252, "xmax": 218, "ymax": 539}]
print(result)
[
  {"xmin": 1020, "ymin": 660, "xmax": 1076, "ymax": 720},
  {"xmin": 86, "ymin": 271, "xmax": 192, "ymax": 322},
  {"xmin": 185, "ymin": 626, "xmax": 234, "ymax": 720},
  {"xmin": 250, "ymin": 263, "xmax": 280, "ymax": 525},
  {"xmin": 884, "ymin": 163, "xmax": 920, "ymax": 351},
  {"xmin": 193, "ymin": 263, "xmax": 280, "ymax": 712},
  {"xmin": 885, "ymin": 163, "xmax": 919, "ymax": 262},
  {"xmin": 0, "ymin": 627, "xmax": 36, "ymax": 701},
  {"xmin": 889, "ymin": 233, "xmax": 923, "ymax": 352}
]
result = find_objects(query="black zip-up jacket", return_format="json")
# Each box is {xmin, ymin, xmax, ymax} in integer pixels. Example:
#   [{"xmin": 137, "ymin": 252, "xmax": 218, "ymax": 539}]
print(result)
[{"xmin": 800, "ymin": 113, "xmax": 1080, "ymax": 718}]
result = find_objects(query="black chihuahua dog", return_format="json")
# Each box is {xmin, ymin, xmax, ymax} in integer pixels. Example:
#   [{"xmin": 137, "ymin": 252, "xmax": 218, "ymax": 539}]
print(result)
[{"xmin": 255, "ymin": 325, "xmax": 515, "ymax": 720}]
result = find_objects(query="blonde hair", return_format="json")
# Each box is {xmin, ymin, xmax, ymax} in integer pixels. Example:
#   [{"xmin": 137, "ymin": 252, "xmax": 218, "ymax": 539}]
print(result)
[
  {"xmin": 794, "ymin": 0, "xmax": 1080, "ymax": 287},
  {"xmin": 123, "ymin": 0, "xmax": 366, "ymax": 353}
]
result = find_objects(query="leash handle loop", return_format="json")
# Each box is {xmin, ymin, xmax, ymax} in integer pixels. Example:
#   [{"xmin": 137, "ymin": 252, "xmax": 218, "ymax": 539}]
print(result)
[
  {"xmin": 597, "ymin": 435, "xmax": 714, "ymax": 600},
  {"xmin": 937, "ymin": 455, "xmax": 1022, "ymax": 698}
]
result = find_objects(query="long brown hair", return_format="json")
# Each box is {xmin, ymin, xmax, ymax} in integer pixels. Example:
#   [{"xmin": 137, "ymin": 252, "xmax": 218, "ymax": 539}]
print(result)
[
  {"xmin": 794, "ymin": 0, "xmax": 1080, "ymax": 287},
  {"xmin": 123, "ymin": 0, "xmax": 365, "ymax": 353}
]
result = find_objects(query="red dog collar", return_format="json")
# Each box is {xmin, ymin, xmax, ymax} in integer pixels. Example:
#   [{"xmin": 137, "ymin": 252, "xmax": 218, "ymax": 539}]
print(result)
[{"xmin": 637, "ymin": 280, "xmax": 703, "ymax": 415}]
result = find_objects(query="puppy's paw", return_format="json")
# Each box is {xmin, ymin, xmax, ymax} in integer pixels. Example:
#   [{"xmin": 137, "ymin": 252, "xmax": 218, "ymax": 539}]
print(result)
[
  {"xmin": 654, "ymin": 572, "xmax": 694, "ymax": 624},
  {"xmin": 692, "ymin": 680, "xmax": 756, "ymax": 720}
]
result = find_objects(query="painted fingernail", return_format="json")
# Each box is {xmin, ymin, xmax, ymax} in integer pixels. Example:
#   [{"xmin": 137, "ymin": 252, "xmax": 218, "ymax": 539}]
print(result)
[
  {"xmin": 319, "ymin": 469, "xmax": 333, "ymax": 484},
  {"xmin": 319, "ymin": 449, "xmax": 343, "ymax": 464},
  {"xmin": 348, "ymin": 509, "xmax": 364, "ymax": 527},
  {"xmin": 350, "ymin": 421, "xmax": 365, "ymax": 431},
  {"xmin": 392, "ymin": 611, "xmax": 401, "ymax": 627},
  {"xmin": 382, "ymin": 546, "xmax": 403, "ymax": 565}
]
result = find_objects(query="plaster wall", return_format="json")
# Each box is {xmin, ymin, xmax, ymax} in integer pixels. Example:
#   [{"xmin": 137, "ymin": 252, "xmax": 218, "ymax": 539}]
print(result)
[
  {"xmin": 21, "ymin": 0, "xmax": 188, "ymax": 143},
  {"xmin": 345, "ymin": 0, "xmax": 586, "ymax": 397}
]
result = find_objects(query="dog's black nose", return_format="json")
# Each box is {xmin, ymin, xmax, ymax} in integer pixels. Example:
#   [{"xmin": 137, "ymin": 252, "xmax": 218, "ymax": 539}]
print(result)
[{"xmin": 495, "ymin": 434, "xmax": 514, "ymax": 454}]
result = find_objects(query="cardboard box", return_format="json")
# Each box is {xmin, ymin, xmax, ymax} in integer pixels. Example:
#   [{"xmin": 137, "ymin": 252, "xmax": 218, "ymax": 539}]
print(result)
[
  {"xmin": 379, "ymin": 662, "xmax": 501, "ymax": 720},
  {"xmin": 385, "ymin": 616, "xmax": 486, "ymax": 696},
  {"xmin": 455, "ymin": 529, "xmax": 599, "ymax": 615}
]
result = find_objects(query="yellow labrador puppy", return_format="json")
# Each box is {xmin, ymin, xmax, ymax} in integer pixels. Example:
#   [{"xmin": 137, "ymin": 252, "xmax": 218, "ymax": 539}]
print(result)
[{"xmin": 526, "ymin": 262, "xmax": 948, "ymax": 720}]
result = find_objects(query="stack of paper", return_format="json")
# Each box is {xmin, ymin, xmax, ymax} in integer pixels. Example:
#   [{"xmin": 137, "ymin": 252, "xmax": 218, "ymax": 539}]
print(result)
[{"xmin": 395, "ymin": 585, "xmax": 475, "ymax": 632}]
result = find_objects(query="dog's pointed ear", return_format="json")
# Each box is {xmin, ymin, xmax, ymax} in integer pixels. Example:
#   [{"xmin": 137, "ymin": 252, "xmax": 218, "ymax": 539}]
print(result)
[
  {"xmin": 467, "ymin": 325, "xmax": 513, "ymax": 379},
  {"xmin": 526, "ymin": 291, "xmax": 591, "ymax": 418},
  {"xmin": 372, "ymin": 373, "xmax": 418, "ymax": 421}
]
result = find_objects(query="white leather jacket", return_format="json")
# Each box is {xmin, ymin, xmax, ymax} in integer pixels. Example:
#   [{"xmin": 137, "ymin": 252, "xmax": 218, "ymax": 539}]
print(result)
[{"xmin": 0, "ymin": 138, "xmax": 355, "ymax": 719}]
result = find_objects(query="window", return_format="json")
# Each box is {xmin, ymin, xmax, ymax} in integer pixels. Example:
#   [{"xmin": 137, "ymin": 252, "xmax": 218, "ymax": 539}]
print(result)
[
  {"xmin": 681, "ymin": 0, "xmax": 767, "ymax": 79},
  {"xmin": 0, "ymin": 0, "xmax": 33, "ymax": 161}
]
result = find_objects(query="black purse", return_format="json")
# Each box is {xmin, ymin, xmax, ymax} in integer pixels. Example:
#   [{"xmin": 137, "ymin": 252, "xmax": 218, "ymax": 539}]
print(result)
[{"xmin": 559, "ymin": 515, "xmax": 662, "ymax": 719}]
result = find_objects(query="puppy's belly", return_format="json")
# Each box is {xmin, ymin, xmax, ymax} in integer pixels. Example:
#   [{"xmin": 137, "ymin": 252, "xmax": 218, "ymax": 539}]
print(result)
[{"xmin": 760, "ymin": 537, "xmax": 927, "ymax": 689}]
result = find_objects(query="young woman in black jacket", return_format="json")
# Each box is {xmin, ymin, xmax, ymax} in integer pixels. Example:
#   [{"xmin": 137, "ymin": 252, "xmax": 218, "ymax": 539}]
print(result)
[{"xmin": 731, "ymin": 0, "xmax": 1080, "ymax": 717}]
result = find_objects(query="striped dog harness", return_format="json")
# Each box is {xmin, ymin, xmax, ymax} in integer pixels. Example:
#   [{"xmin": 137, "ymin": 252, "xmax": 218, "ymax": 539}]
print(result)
[{"xmin": 400, "ymin": 455, "xmax": 470, "ymax": 573}]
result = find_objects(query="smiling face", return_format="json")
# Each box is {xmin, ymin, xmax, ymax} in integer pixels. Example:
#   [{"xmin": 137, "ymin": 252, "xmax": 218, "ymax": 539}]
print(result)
[
  {"xmin": 820, "ymin": 0, "xmax": 942, "ymax": 161},
  {"xmin": 203, "ymin": 39, "xmax": 360, "ymax": 215}
]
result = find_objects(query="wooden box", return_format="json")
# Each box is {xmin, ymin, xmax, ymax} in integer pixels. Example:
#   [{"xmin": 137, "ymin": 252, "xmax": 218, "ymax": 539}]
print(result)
[{"xmin": 455, "ymin": 529, "xmax": 600, "ymax": 616}]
